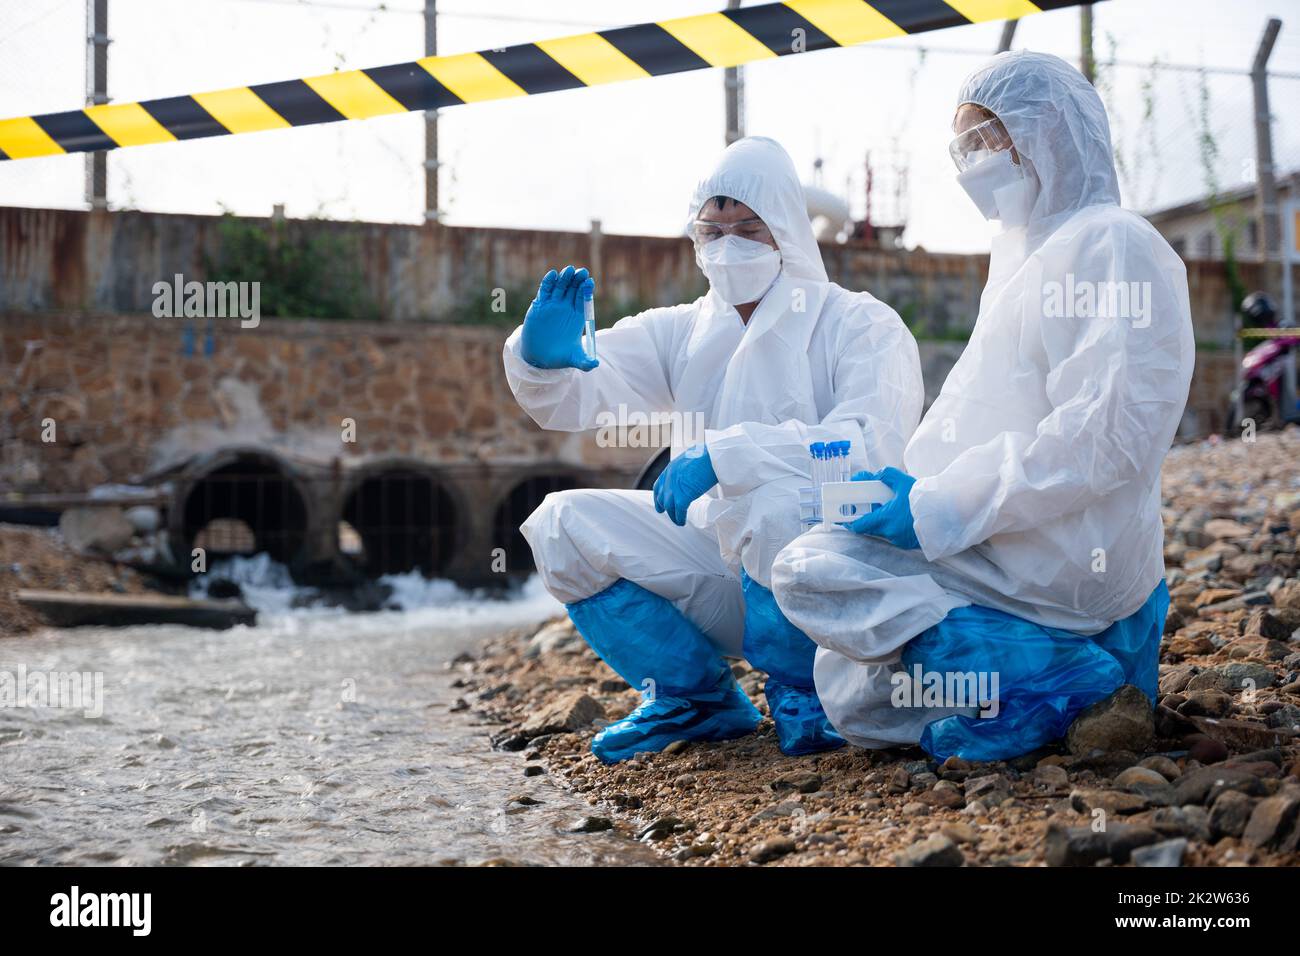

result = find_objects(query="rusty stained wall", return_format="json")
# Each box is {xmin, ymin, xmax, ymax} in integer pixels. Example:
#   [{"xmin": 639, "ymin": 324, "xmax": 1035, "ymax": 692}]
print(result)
[
  {"xmin": 0, "ymin": 206, "xmax": 994, "ymax": 334},
  {"xmin": 0, "ymin": 205, "xmax": 1263, "ymax": 342},
  {"xmin": 0, "ymin": 206, "xmax": 704, "ymax": 324}
]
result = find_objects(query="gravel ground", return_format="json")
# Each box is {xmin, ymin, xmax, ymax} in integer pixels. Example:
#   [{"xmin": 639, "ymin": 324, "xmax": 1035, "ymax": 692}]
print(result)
[{"xmin": 461, "ymin": 430, "xmax": 1300, "ymax": 867}]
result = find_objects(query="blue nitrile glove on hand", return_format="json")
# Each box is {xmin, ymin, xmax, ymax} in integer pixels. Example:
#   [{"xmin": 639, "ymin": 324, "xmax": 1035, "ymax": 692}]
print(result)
[
  {"xmin": 843, "ymin": 466, "xmax": 921, "ymax": 550},
  {"xmin": 520, "ymin": 265, "xmax": 599, "ymax": 371},
  {"xmin": 653, "ymin": 444, "xmax": 718, "ymax": 527}
]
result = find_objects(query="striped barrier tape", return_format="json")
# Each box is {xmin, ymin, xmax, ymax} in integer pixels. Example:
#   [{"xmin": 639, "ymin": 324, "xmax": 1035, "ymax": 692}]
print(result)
[{"xmin": 0, "ymin": 0, "xmax": 1092, "ymax": 162}]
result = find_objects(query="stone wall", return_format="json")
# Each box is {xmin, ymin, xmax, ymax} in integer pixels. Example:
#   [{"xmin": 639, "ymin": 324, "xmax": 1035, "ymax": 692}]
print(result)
[
  {"xmin": 2, "ymin": 310, "xmax": 1239, "ymax": 496},
  {"xmin": 0, "ymin": 312, "xmax": 656, "ymax": 494}
]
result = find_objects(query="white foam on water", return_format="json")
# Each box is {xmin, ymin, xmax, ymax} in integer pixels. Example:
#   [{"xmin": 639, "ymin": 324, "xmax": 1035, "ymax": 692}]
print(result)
[{"xmin": 189, "ymin": 554, "xmax": 563, "ymax": 634}]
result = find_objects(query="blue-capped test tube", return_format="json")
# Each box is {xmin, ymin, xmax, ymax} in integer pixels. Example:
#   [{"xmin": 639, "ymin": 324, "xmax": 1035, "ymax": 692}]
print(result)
[
  {"xmin": 809, "ymin": 442, "xmax": 826, "ymax": 492},
  {"xmin": 581, "ymin": 278, "xmax": 597, "ymax": 362},
  {"xmin": 836, "ymin": 440, "xmax": 851, "ymax": 481}
]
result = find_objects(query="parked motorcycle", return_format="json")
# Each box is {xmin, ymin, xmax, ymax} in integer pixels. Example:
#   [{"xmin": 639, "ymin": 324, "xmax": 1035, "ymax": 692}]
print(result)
[{"xmin": 1225, "ymin": 292, "xmax": 1299, "ymax": 431}]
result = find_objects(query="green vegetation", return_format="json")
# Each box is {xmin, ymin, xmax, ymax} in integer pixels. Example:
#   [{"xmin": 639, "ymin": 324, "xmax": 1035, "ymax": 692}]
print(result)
[{"xmin": 204, "ymin": 214, "xmax": 374, "ymax": 320}]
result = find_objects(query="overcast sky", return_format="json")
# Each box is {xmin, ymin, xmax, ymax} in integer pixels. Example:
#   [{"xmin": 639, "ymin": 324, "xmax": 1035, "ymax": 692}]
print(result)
[{"xmin": 1, "ymin": 0, "xmax": 1297, "ymax": 252}]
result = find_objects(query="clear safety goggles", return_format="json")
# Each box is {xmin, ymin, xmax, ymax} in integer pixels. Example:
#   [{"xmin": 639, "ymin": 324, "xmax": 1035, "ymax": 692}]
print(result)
[
  {"xmin": 689, "ymin": 216, "xmax": 774, "ymax": 245},
  {"xmin": 948, "ymin": 116, "xmax": 1015, "ymax": 172}
]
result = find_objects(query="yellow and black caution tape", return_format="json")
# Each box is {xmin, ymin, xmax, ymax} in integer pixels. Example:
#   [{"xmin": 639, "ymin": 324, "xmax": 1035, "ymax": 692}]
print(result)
[{"xmin": 0, "ymin": 0, "xmax": 1086, "ymax": 162}]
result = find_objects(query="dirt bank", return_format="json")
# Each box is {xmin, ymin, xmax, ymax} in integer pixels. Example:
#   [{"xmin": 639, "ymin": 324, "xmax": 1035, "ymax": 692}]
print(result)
[
  {"xmin": 0, "ymin": 524, "xmax": 154, "ymax": 636},
  {"xmin": 461, "ymin": 431, "xmax": 1300, "ymax": 866}
]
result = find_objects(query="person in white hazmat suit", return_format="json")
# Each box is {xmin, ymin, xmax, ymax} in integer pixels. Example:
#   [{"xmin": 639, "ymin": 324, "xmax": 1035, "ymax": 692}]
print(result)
[
  {"xmin": 503, "ymin": 136, "xmax": 924, "ymax": 763},
  {"xmin": 771, "ymin": 51, "xmax": 1195, "ymax": 760}
]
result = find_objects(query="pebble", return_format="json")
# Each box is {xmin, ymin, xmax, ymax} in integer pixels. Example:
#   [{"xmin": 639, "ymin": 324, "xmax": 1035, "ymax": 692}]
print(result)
[
  {"xmin": 1065, "ymin": 685, "xmax": 1154, "ymax": 756},
  {"xmin": 1131, "ymin": 837, "xmax": 1188, "ymax": 867},
  {"xmin": 965, "ymin": 773, "xmax": 1011, "ymax": 804},
  {"xmin": 938, "ymin": 821, "xmax": 979, "ymax": 844},
  {"xmin": 1031, "ymin": 764, "xmax": 1070, "ymax": 789},
  {"xmin": 1177, "ymin": 690, "xmax": 1233, "ymax": 717},
  {"xmin": 895, "ymin": 834, "xmax": 964, "ymax": 867},
  {"xmin": 637, "ymin": 817, "xmax": 682, "ymax": 842},
  {"xmin": 771, "ymin": 771, "xmax": 822, "ymax": 794},
  {"xmin": 750, "ymin": 837, "xmax": 797, "ymax": 864},
  {"xmin": 1114, "ymin": 766, "xmax": 1171, "ymax": 790},
  {"xmin": 1186, "ymin": 735, "xmax": 1229, "ymax": 765},
  {"xmin": 569, "ymin": 816, "xmax": 614, "ymax": 833},
  {"xmin": 674, "ymin": 843, "xmax": 716, "ymax": 861},
  {"xmin": 1069, "ymin": 788, "xmax": 1151, "ymax": 816},
  {"xmin": 1138, "ymin": 755, "xmax": 1182, "ymax": 781}
]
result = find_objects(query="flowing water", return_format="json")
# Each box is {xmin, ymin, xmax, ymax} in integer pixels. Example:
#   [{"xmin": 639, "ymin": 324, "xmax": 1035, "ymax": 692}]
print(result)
[{"xmin": 0, "ymin": 567, "xmax": 659, "ymax": 866}]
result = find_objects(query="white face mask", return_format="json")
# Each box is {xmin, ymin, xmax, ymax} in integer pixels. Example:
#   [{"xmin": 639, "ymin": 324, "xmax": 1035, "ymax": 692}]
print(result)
[
  {"xmin": 695, "ymin": 235, "xmax": 782, "ymax": 306},
  {"xmin": 956, "ymin": 149, "xmax": 1038, "ymax": 227}
]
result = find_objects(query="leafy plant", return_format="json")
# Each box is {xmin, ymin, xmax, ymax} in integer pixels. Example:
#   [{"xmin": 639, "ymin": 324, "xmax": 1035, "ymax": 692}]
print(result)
[{"xmin": 204, "ymin": 214, "xmax": 374, "ymax": 320}]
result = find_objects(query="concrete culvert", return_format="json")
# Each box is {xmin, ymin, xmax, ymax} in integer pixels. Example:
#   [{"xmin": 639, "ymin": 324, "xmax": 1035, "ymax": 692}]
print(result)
[
  {"xmin": 342, "ymin": 467, "xmax": 458, "ymax": 577},
  {"xmin": 634, "ymin": 448, "xmax": 671, "ymax": 492},
  {"xmin": 180, "ymin": 454, "xmax": 309, "ymax": 565},
  {"xmin": 493, "ymin": 473, "xmax": 581, "ymax": 574}
]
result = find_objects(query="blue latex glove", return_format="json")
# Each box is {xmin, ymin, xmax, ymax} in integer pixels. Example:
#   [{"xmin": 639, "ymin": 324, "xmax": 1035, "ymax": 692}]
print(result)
[
  {"xmin": 653, "ymin": 444, "xmax": 718, "ymax": 527},
  {"xmin": 520, "ymin": 265, "xmax": 599, "ymax": 371},
  {"xmin": 842, "ymin": 466, "xmax": 921, "ymax": 550}
]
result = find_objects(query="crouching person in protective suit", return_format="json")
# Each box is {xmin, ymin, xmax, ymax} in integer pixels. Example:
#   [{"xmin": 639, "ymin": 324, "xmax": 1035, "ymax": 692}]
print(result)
[
  {"xmin": 771, "ymin": 52, "xmax": 1194, "ymax": 761},
  {"xmin": 503, "ymin": 137, "xmax": 926, "ymax": 763}
]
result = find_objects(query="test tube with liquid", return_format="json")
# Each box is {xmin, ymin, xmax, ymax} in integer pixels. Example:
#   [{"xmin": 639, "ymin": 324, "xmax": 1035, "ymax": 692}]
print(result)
[{"xmin": 581, "ymin": 279, "xmax": 597, "ymax": 362}]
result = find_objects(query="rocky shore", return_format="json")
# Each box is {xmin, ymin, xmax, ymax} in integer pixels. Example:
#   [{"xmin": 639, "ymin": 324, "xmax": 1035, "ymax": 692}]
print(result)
[{"xmin": 461, "ymin": 430, "xmax": 1300, "ymax": 866}]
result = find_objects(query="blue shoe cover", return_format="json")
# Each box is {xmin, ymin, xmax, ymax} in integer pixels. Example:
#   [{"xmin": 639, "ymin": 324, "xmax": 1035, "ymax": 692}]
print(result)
[
  {"xmin": 566, "ymin": 578, "xmax": 760, "ymax": 763},
  {"xmin": 567, "ymin": 578, "xmax": 729, "ymax": 697},
  {"xmin": 765, "ymin": 680, "xmax": 845, "ymax": 756},
  {"xmin": 590, "ymin": 671, "xmax": 761, "ymax": 764},
  {"xmin": 741, "ymin": 570, "xmax": 844, "ymax": 756},
  {"xmin": 1088, "ymin": 581, "xmax": 1168, "ymax": 703},
  {"xmin": 905, "ymin": 584, "xmax": 1168, "ymax": 762}
]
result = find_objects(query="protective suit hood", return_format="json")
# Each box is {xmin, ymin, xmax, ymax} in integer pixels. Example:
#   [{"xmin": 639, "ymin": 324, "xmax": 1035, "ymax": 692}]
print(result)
[
  {"xmin": 687, "ymin": 136, "xmax": 829, "ymax": 284},
  {"xmin": 957, "ymin": 50, "xmax": 1120, "ymax": 251}
]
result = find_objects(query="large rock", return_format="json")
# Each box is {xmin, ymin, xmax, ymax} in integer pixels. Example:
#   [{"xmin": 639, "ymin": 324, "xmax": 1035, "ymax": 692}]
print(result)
[
  {"xmin": 59, "ymin": 506, "xmax": 135, "ymax": 555},
  {"xmin": 1208, "ymin": 789, "xmax": 1257, "ymax": 840},
  {"xmin": 525, "ymin": 619, "xmax": 584, "ymax": 659},
  {"xmin": 1043, "ymin": 822, "xmax": 1160, "ymax": 866},
  {"xmin": 1186, "ymin": 716, "xmax": 1287, "ymax": 753},
  {"xmin": 1066, "ymin": 685, "xmax": 1154, "ymax": 756},
  {"xmin": 895, "ymin": 834, "xmax": 964, "ymax": 867},
  {"xmin": 1241, "ymin": 792, "xmax": 1300, "ymax": 850},
  {"xmin": 1273, "ymin": 580, "xmax": 1300, "ymax": 611},
  {"xmin": 1172, "ymin": 766, "xmax": 1267, "ymax": 806},
  {"xmin": 1242, "ymin": 609, "xmax": 1293, "ymax": 642},
  {"xmin": 1217, "ymin": 662, "xmax": 1277, "ymax": 690},
  {"xmin": 518, "ymin": 692, "xmax": 604, "ymax": 739}
]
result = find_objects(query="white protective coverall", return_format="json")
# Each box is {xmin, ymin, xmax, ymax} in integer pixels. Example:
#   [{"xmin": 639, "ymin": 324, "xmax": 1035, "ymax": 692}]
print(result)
[
  {"xmin": 505, "ymin": 136, "xmax": 923, "ymax": 658},
  {"xmin": 771, "ymin": 51, "xmax": 1195, "ymax": 747}
]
